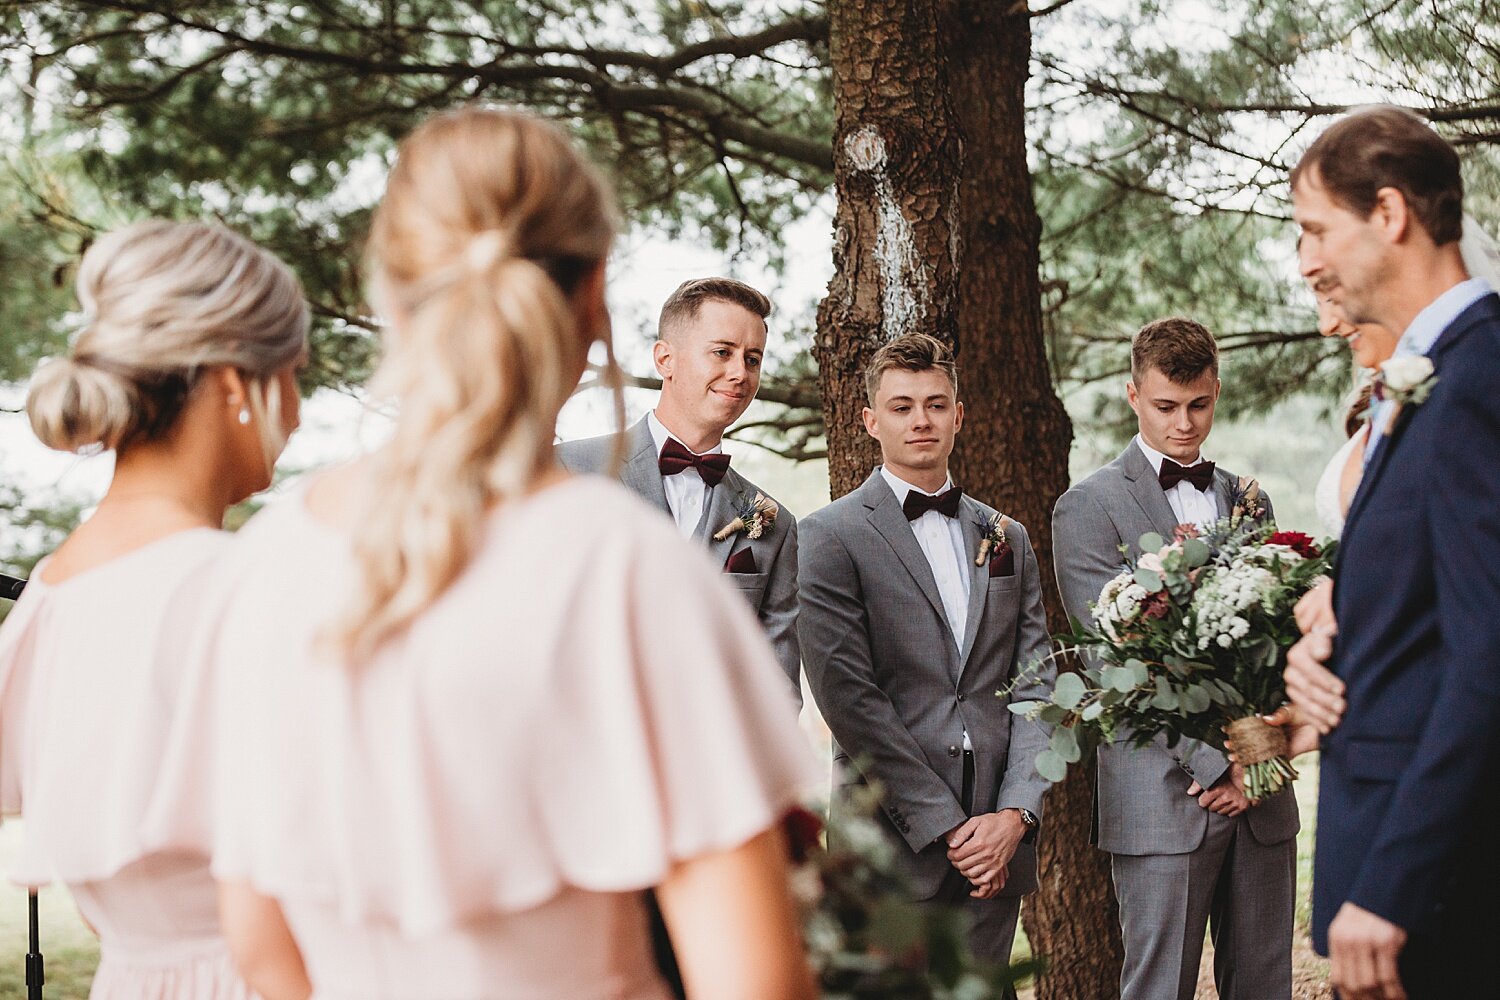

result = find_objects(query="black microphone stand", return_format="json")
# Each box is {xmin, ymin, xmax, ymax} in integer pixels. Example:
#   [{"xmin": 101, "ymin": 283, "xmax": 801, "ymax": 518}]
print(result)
[
  {"xmin": 1, "ymin": 572, "xmax": 41, "ymax": 999},
  {"xmin": 26, "ymin": 888, "xmax": 43, "ymax": 1000}
]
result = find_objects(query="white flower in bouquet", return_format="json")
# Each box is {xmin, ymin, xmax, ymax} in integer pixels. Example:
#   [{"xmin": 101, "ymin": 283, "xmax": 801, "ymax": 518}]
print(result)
[
  {"xmin": 1114, "ymin": 583, "xmax": 1148, "ymax": 619},
  {"xmin": 1094, "ymin": 570, "xmax": 1145, "ymax": 640},
  {"xmin": 1137, "ymin": 551, "xmax": 1166, "ymax": 574},
  {"xmin": 1247, "ymin": 543, "xmax": 1304, "ymax": 567},
  {"xmin": 1194, "ymin": 561, "xmax": 1275, "ymax": 651}
]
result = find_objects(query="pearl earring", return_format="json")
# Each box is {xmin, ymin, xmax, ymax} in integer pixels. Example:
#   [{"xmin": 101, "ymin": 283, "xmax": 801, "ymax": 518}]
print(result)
[{"xmin": 238, "ymin": 407, "xmax": 251, "ymax": 426}]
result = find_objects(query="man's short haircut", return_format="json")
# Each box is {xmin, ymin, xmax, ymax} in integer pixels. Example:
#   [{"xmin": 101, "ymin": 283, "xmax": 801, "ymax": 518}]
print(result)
[
  {"xmin": 864, "ymin": 333, "xmax": 959, "ymax": 404},
  {"xmin": 1131, "ymin": 317, "xmax": 1219, "ymax": 385},
  {"xmin": 657, "ymin": 277, "xmax": 771, "ymax": 340},
  {"xmin": 1290, "ymin": 105, "xmax": 1463, "ymax": 246}
]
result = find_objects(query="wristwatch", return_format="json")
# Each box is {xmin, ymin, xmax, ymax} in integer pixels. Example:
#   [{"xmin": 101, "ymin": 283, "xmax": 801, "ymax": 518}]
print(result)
[{"xmin": 1017, "ymin": 809, "xmax": 1038, "ymax": 829}]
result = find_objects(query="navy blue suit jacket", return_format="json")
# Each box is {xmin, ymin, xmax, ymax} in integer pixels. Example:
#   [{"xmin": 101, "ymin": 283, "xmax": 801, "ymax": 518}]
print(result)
[{"xmin": 1314, "ymin": 292, "xmax": 1500, "ymax": 954}]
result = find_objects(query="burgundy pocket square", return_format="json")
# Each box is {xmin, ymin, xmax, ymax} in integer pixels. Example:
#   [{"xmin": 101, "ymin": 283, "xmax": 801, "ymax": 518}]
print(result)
[
  {"xmin": 988, "ymin": 548, "xmax": 1015, "ymax": 578},
  {"xmin": 725, "ymin": 547, "xmax": 758, "ymax": 574}
]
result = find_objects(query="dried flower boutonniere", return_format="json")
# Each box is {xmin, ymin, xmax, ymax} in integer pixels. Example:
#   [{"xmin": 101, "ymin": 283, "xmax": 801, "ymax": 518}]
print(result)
[
  {"xmin": 974, "ymin": 512, "xmax": 1014, "ymax": 566},
  {"xmin": 714, "ymin": 492, "xmax": 779, "ymax": 542},
  {"xmin": 1231, "ymin": 477, "xmax": 1265, "ymax": 523}
]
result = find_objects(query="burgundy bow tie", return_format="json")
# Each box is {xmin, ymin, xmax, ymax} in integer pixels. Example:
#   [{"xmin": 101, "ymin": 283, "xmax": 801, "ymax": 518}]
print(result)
[
  {"xmin": 903, "ymin": 486, "xmax": 963, "ymax": 521},
  {"xmin": 658, "ymin": 437, "xmax": 731, "ymax": 487},
  {"xmin": 1158, "ymin": 459, "xmax": 1215, "ymax": 493}
]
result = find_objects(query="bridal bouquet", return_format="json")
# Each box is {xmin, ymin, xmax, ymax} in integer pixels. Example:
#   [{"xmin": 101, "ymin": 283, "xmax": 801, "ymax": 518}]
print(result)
[{"xmin": 1018, "ymin": 512, "xmax": 1334, "ymax": 803}]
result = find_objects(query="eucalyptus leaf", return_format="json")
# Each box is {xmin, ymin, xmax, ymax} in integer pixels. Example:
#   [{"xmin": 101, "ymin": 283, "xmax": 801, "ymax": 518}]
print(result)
[
  {"xmin": 1082, "ymin": 700, "xmax": 1106, "ymax": 722},
  {"xmin": 1035, "ymin": 749, "xmax": 1068, "ymax": 783},
  {"xmin": 1180, "ymin": 685, "xmax": 1212, "ymax": 713},
  {"xmin": 1051, "ymin": 725, "xmax": 1082, "ymax": 763},
  {"xmin": 1138, "ymin": 532, "xmax": 1164, "ymax": 553},
  {"xmin": 1052, "ymin": 671, "xmax": 1086, "ymax": 710},
  {"xmin": 1151, "ymin": 676, "xmax": 1178, "ymax": 710},
  {"xmin": 1008, "ymin": 700, "xmax": 1042, "ymax": 716},
  {"xmin": 1184, "ymin": 538, "xmax": 1211, "ymax": 566},
  {"xmin": 1134, "ymin": 567, "xmax": 1163, "ymax": 592}
]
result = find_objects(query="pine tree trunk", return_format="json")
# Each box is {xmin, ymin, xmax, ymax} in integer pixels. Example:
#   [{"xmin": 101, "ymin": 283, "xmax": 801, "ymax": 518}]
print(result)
[
  {"xmin": 817, "ymin": 1, "xmax": 1124, "ymax": 996},
  {"xmin": 935, "ymin": 4, "xmax": 1125, "ymax": 998},
  {"xmin": 816, "ymin": 0, "xmax": 963, "ymax": 496}
]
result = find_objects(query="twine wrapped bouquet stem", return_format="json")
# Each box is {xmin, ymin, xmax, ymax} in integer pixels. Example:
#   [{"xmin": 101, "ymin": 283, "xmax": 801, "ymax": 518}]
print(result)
[{"xmin": 1225, "ymin": 715, "xmax": 1298, "ymax": 803}]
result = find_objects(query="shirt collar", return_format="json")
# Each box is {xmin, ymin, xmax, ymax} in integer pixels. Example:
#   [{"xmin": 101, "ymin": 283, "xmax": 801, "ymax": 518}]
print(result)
[
  {"xmin": 879, "ymin": 466, "xmax": 953, "ymax": 505},
  {"xmin": 1395, "ymin": 278, "xmax": 1493, "ymax": 358},
  {"xmin": 1134, "ymin": 434, "xmax": 1206, "ymax": 475},
  {"xmin": 647, "ymin": 410, "xmax": 723, "ymax": 457}
]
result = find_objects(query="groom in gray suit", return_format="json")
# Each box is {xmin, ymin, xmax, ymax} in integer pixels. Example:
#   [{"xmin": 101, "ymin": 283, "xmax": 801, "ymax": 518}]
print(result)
[
  {"xmin": 799, "ymin": 333, "xmax": 1054, "ymax": 967},
  {"xmin": 1052, "ymin": 318, "xmax": 1297, "ymax": 1000},
  {"xmin": 558, "ymin": 277, "xmax": 801, "ymax": 705}
]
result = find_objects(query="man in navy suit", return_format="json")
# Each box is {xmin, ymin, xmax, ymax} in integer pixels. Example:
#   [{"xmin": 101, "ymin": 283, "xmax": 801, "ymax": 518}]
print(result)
[{"xmin": 1282, "ymin": 106, "xmax": 1500, "ymax": 999}]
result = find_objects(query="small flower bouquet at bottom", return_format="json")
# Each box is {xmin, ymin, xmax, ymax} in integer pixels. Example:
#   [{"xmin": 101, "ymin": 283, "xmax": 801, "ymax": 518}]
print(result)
[
  {"xmin": 1012, "ymin": 521, "xmax": 1334, "ymax": 803},
  {"xmin": 785, "ymin": 786, "xmax": 1040, "ymax": 998}
]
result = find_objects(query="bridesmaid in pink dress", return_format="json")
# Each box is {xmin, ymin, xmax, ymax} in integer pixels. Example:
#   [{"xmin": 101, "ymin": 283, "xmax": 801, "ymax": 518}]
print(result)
[
  {"xmin": 199, "ymin": 107, "xmax": 820, "ymax": 1000},
  {"xmin": 0, "ymin": 219, "xmax": 310, "ymax": 999}
]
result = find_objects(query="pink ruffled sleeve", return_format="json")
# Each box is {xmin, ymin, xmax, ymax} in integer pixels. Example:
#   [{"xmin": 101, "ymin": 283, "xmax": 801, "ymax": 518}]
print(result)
[{"xmin": 526, "ymin": 518, "xmax": 821, "ymax": 887}]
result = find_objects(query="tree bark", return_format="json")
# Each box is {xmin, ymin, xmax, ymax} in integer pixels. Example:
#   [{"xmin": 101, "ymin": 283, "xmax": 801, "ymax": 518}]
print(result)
[
  {"xmin": 816, "ymin": 0, "xmax": 963, "ymax": 496},
  {"xmin": 818, "ymin": 1, "xmax": 1123, "ymax": 996},
  {"xmin": 935, "ymin": 4, "xmax": 1124, "ymax": 999}
]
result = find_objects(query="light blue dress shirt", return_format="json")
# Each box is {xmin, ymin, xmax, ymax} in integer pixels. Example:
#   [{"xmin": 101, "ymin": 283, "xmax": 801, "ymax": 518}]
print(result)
[{"xmin": 1365, "ymin": 278, "xmax": 1494, "ymax": 464}]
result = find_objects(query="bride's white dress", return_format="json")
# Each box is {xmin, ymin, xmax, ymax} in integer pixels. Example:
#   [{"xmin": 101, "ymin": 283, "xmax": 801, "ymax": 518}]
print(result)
[
  {"xmin": 1314, "ymin": 428, "xmax": 1366, "ymax": 539},
  {"xmin": 1314, "ymin": 431, "xmax": 1362, "ymax": 536}
]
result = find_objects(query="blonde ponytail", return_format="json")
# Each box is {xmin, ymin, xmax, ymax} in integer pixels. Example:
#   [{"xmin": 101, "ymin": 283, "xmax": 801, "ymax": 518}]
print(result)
[{"xmin": 335, "ymin": 107, "xmax": 619, "ymax": 660}]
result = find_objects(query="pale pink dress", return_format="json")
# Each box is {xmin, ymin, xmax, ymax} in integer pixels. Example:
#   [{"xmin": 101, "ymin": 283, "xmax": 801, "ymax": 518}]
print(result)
[
  {"xmin": 198, "ymin": 476, "xmax": 819, "ymax": 1000},
  {"xmin": 0, "ymin": 529, "xmax": 257, "ymax": 999}
]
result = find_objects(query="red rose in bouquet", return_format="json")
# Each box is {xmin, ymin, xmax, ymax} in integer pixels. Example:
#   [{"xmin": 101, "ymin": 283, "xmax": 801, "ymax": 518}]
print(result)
[{"xmin": 1266, "ymin": 531, "xmax": 1320, "ymax": 560}]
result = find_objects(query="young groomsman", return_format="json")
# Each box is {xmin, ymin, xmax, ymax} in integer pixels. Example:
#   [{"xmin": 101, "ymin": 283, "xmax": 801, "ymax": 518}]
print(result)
[
  {"xmin": 1052, "ymin": 318, "xmax": 1297, "ymax": 1000},
  {"xmin": 799, "ymin": 333, "xmax": 1054, "ymax": 967},
  {"xmin": 559, "ymin": 277, "xmax": 801, "ymax": 705}
]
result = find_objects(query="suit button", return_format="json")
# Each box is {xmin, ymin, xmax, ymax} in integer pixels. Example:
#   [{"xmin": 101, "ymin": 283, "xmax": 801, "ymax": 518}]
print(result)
[
  {"xmin": 948, "ymin": 746, "xmax": 960, "ymax": 757},
  {"xmin": 957, "ymin": 693, "xmax": 967, "ymax": 702}
]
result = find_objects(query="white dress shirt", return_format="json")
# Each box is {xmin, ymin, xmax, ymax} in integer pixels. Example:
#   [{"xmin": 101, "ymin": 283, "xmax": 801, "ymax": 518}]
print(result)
[
  {"xmin": 1134, "ymin": 435, "xmax": 1219, "ymax": 530},
  {"xmin": 879, "ymin": 467, "xmax": 971, "ymax": 647},
  {"xmin": 1365, "ymin": 277, "xmax": 1494, "ymax": 464},
  {"xmin": 647, "ymin": 411, "xmax": 723, "ymax": 538}
]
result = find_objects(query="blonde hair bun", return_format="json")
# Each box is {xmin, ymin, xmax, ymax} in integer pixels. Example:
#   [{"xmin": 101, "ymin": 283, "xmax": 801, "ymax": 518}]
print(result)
[
  {"xmin": 25, "ymin": 219, "xmax": 309, "ymax": 455},
  {"xmin": 26, "ymin": 354, "xmax": 143, "ymax": 452}
]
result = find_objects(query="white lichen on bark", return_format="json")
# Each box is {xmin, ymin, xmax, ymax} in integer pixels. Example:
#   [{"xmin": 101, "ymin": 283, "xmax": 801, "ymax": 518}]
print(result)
[{"xmin": 844, "ymin": 127, "xmax": 929, "ymax": 342}]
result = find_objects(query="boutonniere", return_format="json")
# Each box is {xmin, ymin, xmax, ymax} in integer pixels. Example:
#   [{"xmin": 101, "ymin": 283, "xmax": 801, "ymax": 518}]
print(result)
[
  {"xmin": 1373, "ymin": 355, "xmax": 1437, "ymax": 431},
  {"xmin": 1231, "ymin": 476, "xmax": 1265, "ymax": 522},
  {"xmin": 974, "ymin": 513, "xmax": 1013, "ymax": 566},
  {"xmin": 713, "ymin": 492, "xmax": 779, "ymax": 542}
]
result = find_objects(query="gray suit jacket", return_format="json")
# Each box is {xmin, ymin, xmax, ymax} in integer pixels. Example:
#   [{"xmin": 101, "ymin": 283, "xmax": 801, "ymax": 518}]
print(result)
[
  {"xmin": 558, "ymin": 417, "xmax": 802, "ymax": 706},
  {"xmin": 1051, "ymin": 440, "xmax": 1299, "ymax": 855},
  {"xmin": 798, "ymin": 469, "xmax": 1055, "ymax": 899}
]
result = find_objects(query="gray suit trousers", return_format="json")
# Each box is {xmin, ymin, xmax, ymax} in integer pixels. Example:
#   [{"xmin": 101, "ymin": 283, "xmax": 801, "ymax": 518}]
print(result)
[{"xmin": 1113, "ymin": 810, "xmax": 1294, "ymax": 1000}]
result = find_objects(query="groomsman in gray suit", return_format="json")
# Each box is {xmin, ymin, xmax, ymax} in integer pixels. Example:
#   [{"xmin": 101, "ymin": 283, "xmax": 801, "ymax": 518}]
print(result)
[
  {"xmin": 1052, "ymin": 318, "xmax": 1297, "ymax": 1000},
  {"xmin": 558, "ymin": 277, "xmax": 802, "ymax": 705},
  {"xmin": 799, "ymin": 333, "xmax": 1054, "ymax": 967}
]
